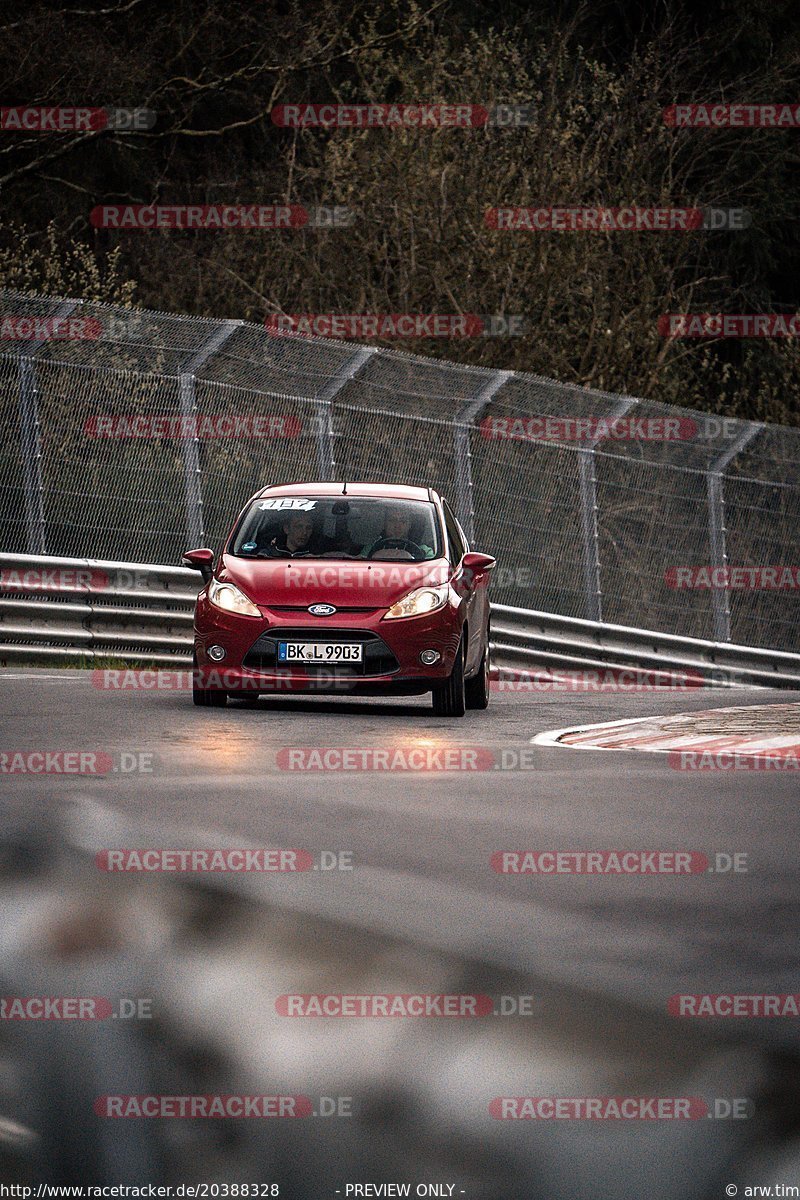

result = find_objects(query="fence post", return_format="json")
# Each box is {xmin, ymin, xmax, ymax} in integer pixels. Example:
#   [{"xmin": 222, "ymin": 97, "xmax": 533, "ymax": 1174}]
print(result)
[
  {"xmin": 18, "ymin": 357, "xmax": 47, "ymax": 555},
  {"xmin": 312, "ymin": 346, "xmax": 377, "ymax": 480},
  {"xmin": 16, "ymin": 299, "xmax": 79, "ymax": 554},
  {"xmin": 454, "ymin": 370, "xmax": 513, "ymax": 544},
  {"xmin": 578, "ymin": 397, "xmax": 637, "ymax": 623},
  {"xmin": 179, "ymin": 321, "xmax": 240, "ymax": 547},
  {"xmin": 707, "ymin": 422, "xmax": 764, "ymax": 642}
]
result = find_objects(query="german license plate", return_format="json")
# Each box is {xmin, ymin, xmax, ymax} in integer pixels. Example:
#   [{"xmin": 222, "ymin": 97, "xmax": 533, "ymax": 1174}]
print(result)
[{"xmin": 278, "ymin": 641, "xmax": 363, "ymax": 663}]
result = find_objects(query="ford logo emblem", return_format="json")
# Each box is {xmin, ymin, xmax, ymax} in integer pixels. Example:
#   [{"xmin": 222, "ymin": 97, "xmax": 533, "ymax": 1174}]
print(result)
[{"xmin": 308, "ymin": 603, "xmax": 336, "ymax": 616}]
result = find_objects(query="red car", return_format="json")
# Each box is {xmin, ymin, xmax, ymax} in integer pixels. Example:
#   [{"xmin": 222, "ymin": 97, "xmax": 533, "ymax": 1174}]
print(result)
[{"xmin": 182, "ymin": 482, "xmax": 495, "ymax": 716}]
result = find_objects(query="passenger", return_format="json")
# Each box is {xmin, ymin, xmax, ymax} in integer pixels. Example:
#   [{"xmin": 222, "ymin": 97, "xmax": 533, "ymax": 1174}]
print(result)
[
  {"xmin": 262, "ymin": 513, "xmax": 317, "ymax": 556},
  {"xmin": 263, "ymin": 511, "xmax": 360, "ymax": 557}
]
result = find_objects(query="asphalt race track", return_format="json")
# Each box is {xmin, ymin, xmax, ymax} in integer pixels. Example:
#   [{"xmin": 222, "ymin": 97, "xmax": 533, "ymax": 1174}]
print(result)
[{"xmin": 3, "ymin": 671, "xmax": 798, "ymax": 1043}]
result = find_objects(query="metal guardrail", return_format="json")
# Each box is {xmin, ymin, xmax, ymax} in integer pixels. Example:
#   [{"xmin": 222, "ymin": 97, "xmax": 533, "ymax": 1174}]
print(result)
[
  {"xmin": 2, "ymin": 553, "xmax": 800, "ymax": 687},
  {"xmin": 491, "ymin": 603, "xmax": 800, "ymax": 689},
  {"xmin": 0, "ymin": 552, "xmax": 198, "ymax": 666}
]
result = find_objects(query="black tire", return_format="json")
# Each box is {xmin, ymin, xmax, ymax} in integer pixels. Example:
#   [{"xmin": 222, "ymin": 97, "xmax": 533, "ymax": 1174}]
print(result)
[
  {"xmin": 192, "ymin": 649, "xmax": 228, "ymax": 707},
  {"xmin": 465, "ymin": 634, "xmax": 490, "ymax": 710},
  {"xmin": 193, "ymin": 685, "xmax": 228, "ymax": 707},
  {"xmin": 431, "ymin": 635, "xmax": 466, "ymax": 717}
]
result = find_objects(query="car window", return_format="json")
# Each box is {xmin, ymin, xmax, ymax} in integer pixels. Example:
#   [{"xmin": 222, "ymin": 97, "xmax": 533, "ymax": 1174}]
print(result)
[
  {"xmin": 442, "ymin": 500, "xmax": 467, "ymax": 564},
  {"xmin": 230, "ymin": 496, "xmax": 444, "ymax": 562}
]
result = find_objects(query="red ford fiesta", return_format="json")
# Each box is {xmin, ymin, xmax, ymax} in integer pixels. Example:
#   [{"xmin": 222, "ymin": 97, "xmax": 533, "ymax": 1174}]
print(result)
[{"xmin": 182, "ymin": 482, "xmax": 495, "ymax": 716}]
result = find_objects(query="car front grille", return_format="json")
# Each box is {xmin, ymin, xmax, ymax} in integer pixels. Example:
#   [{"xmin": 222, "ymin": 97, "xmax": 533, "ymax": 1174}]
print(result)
[{"xmin": 242, "ymin": 627, "xmax": 400, "ymax": 676}]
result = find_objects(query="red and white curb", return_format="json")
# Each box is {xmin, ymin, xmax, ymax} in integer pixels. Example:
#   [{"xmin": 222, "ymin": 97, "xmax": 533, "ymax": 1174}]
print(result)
[
  {"xmin": 532, "ymin": 714, "xmax": 675, "ymax": 752},
  {"xmin": 531, "ymin": 704, "xmax": 800, "ymax": 759}
]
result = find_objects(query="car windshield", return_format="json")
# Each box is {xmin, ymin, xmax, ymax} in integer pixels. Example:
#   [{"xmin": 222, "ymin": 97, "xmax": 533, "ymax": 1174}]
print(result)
[{"xmin": 231, "ymin": 496, "xmax": 443, "ymax": 562}]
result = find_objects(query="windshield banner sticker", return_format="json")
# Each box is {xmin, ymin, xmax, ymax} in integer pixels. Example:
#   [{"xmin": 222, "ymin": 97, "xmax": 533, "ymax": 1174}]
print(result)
[{"xmin": 259, "ymin": 498, "xmax": 317, "ymax": 511}]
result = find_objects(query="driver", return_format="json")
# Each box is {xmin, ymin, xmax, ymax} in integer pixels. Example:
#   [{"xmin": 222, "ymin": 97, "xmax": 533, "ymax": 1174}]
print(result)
[{"xmin": 362, "ymin": 505, "xmax": 435, "ymax": 560}]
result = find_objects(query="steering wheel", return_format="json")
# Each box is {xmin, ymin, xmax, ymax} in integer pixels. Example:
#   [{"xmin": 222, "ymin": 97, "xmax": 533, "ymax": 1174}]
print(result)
[{"xmin": 367, "ymin": 537, "xmax": 424, "ymax": 559}]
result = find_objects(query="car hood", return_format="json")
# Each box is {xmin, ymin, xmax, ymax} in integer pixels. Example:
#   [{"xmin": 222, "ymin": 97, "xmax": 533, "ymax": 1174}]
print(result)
[{"xmin": 219, "ymin": 554, "xmax": 451, "ymax": 610}]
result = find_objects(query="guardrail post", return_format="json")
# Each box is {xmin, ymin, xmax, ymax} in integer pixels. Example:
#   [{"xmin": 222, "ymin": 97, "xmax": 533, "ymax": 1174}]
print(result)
[
  {"xmin": 454, "ymin": 370, "xmax": 513, "ymax": 544},
  {"xmin": 311, "ymin": 346, "xmax": 377, "ymax": 480},
  {"xmin": 179, "ymin": 321, "xmax": 240, "ymax": 546},
  {"xmin": 707, "ymin": 422, "xmax": 764, "ymax": 642},
  {"xmin": 16, "ymin": 299, "xmax": 79, "ymax": 555},
  {"xmin": 578, "ymin": 397, "xmax": 637, "ymax": 623}
]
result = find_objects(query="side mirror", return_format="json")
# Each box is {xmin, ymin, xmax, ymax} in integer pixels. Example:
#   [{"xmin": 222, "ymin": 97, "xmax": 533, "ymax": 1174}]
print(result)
[
  {"xmin": 181, "ymin": 547, "xmax": 214, "ymax": 583},
  {"xmin": 461, "ymin": 552, "xmax": 496, "ymax": 574},
  {"xmin": 451, "ymin": 552, "xmax": 496, "ymax": 599}
]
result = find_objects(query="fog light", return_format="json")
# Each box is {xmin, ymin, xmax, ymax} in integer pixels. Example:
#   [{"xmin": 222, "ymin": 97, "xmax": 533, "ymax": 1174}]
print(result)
[
  {"xmin": 420, "ymin": 649, "xmax": 440, "ymax": 666},
  {"xmin": 208, "ymin": 644, "xmax": 226, "ymax": 662}
]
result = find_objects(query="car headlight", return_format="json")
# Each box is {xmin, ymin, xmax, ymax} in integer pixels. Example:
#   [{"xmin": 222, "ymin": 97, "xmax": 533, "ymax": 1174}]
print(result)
[
  {"xmin": 208, "ymin": 578, "xmax": 261, "ymax": 617},
  {"xmin": 383, "ymin": 583, "xmax": 449, "ymax": 620}
]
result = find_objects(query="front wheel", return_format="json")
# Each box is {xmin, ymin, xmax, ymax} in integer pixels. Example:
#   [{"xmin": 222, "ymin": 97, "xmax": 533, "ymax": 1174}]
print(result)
[
  {"xmin": 193, "ymin": 684, "xmax": 228, "ymax": 707},
  {"xmin": 465, "ymin": 634, "xmax": 490, "ymax": 710},
  {"xmin": 431, "ymin": 636, "xmax": 466, "ymax": 717}
]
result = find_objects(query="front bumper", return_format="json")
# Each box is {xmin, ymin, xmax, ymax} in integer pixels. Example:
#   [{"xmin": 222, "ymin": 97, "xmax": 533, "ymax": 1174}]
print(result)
[{"xmin": 193, "ymin": 594, "xmax": 463, "ymax": 693}]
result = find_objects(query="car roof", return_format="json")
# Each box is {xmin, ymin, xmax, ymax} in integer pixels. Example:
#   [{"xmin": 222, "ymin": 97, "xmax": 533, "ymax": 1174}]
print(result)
[{"xmin": 255, "ymin": 482, "xmax": 436, "ymax": 502}]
